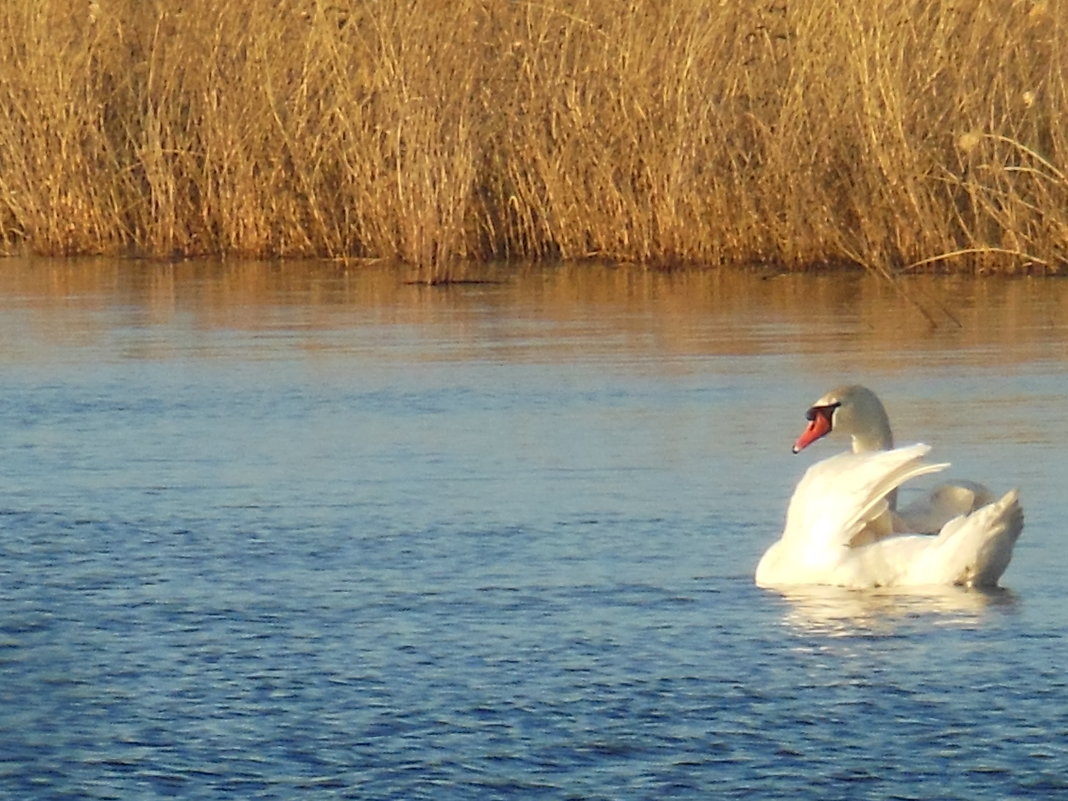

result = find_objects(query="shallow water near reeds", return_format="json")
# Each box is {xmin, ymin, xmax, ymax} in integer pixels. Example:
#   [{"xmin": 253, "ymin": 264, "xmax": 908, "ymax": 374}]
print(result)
[{"xmin": 1, "ymin": 259, "xmax": 1068, "ymax": 800}]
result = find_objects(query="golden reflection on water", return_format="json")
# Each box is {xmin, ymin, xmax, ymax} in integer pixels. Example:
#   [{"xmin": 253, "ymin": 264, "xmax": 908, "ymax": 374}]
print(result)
[{"xmin": 2, "ymin": 257, "xmax": 1068, "ymax": 363}]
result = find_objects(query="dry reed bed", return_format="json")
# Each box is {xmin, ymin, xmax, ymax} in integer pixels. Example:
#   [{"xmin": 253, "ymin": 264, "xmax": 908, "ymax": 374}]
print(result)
[{"xmin": 0, "ymin": 0, "xmax": 1063, "ymax": 275}]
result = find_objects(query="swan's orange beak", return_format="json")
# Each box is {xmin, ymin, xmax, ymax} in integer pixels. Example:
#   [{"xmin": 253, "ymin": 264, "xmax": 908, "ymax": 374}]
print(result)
[{"xmin": 793, "ymin": 406, "xmax": 834, "ymax": 453}]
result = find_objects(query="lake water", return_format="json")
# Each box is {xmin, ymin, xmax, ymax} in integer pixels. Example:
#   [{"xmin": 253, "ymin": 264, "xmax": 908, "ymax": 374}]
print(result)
[{"xmin": 1, "ymin": 259, "xmax": 1067, "ymax": 800}]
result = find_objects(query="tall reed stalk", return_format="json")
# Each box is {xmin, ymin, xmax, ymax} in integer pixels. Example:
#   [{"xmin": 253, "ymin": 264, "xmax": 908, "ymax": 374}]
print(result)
[{"xmin": 0, "ymin": 0, "xmax": 1063, "ymax": 275}]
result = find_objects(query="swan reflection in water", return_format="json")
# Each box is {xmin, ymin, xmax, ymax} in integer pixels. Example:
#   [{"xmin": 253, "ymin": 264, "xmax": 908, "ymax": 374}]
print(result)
[{"xmin": 771, "ymin": 584, "xmax": 1018, "ymax": 636}]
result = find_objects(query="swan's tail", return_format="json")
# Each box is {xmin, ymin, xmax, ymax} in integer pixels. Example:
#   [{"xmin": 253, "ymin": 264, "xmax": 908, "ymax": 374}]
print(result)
[{"xmin": 911, "ymin": 489, "xmax": 1024, "ymax": 587}]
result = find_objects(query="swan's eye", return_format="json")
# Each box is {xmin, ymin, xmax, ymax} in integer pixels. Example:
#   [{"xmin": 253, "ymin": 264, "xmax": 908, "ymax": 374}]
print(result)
[{"xmin": 805, "ymin": 402, "xmax": 840, "ymax": 423}]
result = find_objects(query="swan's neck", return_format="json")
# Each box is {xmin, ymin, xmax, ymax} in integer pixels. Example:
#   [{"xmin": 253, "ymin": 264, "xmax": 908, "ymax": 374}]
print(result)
[
  {"xmin": 850, "ymin": 418, "xmax": 896, "ymax": 509},
  {"xmin": 851, "ymin": 428, "xmax": 893, "ymax": 454},
  {"xmin": 847, "ymin": 398, "xmax": 894, "ymax": 454}
]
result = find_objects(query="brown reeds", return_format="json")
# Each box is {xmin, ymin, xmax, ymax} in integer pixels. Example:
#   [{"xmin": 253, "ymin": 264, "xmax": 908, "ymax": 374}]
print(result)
[{"xmin": 0, "ymin": 0, "xmax": 1063, "ymax": 275}]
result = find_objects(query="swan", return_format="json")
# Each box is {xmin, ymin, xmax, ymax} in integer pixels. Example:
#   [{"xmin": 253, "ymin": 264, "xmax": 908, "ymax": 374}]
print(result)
[
  {"xmin": 792, "ymin": 384, "xmax": 994, "ymax": 533},
  {"xmin": 755, "ymin": 388, "xmax": 1024, "ymax": 589}
]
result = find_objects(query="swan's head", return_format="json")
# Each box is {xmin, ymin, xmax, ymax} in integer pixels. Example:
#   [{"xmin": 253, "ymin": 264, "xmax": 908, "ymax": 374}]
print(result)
[{"xmin": 792, "ymin": 385, "xmax": 894, "ymax": 454}]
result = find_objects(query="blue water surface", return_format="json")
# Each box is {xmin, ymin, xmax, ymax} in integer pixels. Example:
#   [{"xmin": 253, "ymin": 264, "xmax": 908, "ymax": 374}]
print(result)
[{"xmin": 0, "ymin": 262, "xmax": 1066, "ymax": 800}]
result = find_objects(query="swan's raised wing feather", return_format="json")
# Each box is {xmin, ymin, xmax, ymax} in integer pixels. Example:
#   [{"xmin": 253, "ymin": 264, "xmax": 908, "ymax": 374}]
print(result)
[{"xmin": 781, "ymin": 444, "xmax": 948, "ymax": 550}]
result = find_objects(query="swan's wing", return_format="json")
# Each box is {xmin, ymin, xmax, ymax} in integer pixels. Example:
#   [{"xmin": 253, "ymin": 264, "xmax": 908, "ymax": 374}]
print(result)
[
  {"xmin": 781, "ymin": 444, "xmax": 948, "ymax": 551},
  {"xmin": 895, "ymin": 480, "xmax": 995, "ymax": 534},
  {"xmin": 842, "ymin": 489, "xmax": 1024, "ymax": 588},
  {"xmin": 758, "ymin": 444, "xmax": 950, "ymax": 587},
  {"xmin": 903, "ymin": 489, "xmax": 1024, "ymax": 587}
]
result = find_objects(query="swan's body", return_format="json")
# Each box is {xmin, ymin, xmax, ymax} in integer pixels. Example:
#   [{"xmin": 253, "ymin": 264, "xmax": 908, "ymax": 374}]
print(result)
[
  {"xmin": 757, "ymin": 386, "xmax": 1024, "ymax": 589},
  {"xmin": 756, "ymin": 444, "xmax": 1023, "ymax": 588}
]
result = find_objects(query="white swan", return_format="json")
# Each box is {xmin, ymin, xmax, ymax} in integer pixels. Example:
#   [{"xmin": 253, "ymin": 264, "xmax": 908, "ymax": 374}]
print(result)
[{"xmin": 756, "ymin": 387, "xmax": 1024, "ymax": 589}]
